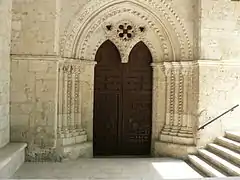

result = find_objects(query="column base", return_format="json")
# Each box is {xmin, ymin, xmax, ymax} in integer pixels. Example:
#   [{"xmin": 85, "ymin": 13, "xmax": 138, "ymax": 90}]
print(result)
[
  {"xmin": 57, "ymin": 129, "xmax": 85, "ymax": 138},
  {"xmin": 159, "ymin": 134, "xmax": 194, "ymax": 145},
  {"xmin": 57, "ymin": 141, "xmax": 93, "ymax": 161},
  {"xmin": 154, "ymin": 141, "xmax": 197, "ymax": 159}
]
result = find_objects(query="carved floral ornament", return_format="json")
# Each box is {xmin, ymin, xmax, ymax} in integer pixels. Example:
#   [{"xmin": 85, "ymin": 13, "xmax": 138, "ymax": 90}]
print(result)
[{"xmin": 61, "ymin": 0, "xmax": 193, "ymax": 62}]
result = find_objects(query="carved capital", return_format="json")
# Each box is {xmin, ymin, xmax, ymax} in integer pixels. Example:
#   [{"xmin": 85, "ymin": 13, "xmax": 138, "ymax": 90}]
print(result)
[
  {"xmin": 172, "ymin": 62, "xmax": 181, "ymax": 74},
  {"xmin": 151, "ymin": 62, "xmax": 164, "ymax": 70},
  {"xmin": 164, "ymin": 62, "xmax": 172, "ymax": 76}
]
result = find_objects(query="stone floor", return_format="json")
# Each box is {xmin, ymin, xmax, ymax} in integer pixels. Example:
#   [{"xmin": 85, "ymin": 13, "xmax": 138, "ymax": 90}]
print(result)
[{"xmin": 12, "ymin": 158, "xmax": 203, "ymax": 180}]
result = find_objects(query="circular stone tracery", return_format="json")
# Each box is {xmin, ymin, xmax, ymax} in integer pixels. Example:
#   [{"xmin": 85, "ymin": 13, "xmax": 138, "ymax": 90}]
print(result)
[{"xmin": 117, "ymin": 22, "xmax": 135, "ymax": 41}]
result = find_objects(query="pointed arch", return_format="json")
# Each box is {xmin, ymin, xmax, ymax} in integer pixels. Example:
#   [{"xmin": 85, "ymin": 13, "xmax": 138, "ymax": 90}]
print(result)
[
  {"xmin": 95, "ymin": 40, "xmax": 121, "ymax": 66},
  {"xmin": 128, "ymin": 41, "xmax": 152, "ymax": 66}
]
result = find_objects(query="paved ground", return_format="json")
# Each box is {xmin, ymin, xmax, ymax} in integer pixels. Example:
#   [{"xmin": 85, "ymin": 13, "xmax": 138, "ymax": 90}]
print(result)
[{"xmin": 12, "ymin": 158, "xmax": 202, "ymax": 180}]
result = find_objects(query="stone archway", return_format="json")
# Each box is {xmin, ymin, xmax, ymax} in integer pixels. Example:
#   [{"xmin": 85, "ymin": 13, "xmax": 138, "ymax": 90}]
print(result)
[{"xmin": 57, "ymin": 0, "xmax": 198, "ymax": 159}]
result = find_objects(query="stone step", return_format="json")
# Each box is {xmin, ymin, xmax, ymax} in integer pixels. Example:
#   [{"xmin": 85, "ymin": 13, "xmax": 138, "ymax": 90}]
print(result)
[
  {"xmin": 198, "ymin": 149, "xmax": 240, "ymax": 176},
  {"xmin": 188, "ymin": 155, "xmax": 226, "ymax": 177},
  {"xmin": 225, "ymin": 131, "xmax": 240, "ymax": 143},
  {"xmin": 207, "ymin": 143, "xmax": 240, "ymax": 166},
  {"xmin": 58, "ymin": 141, "xmax": 92, "ymax": 161},
  {"xmin": 0, "ymin": 143, "xmax": 27, "ymax": 178},
  {"xmin": 216, "ymin": 137, "xmax": 240, "ymax": 153}
]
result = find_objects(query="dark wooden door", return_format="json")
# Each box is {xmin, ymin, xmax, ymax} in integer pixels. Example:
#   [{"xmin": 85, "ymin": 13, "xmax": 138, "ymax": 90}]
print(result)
[
  {"xmin": 93, "ymin": 40, "xmax": 152, "ymax": 156},
  {"xmin": 93, "ymin": 40, "xmax": 122, "ymax": 156},
  {"xmin": 121, "ymin": 42, "xmax": 153, "ymax": 155}
]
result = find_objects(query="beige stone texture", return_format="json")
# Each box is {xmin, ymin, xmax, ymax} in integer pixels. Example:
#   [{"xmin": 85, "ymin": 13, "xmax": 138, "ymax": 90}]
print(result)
[
  {"xmin": 11, "ymin": 0, "xmax": 59, "ymax": 55},
  {"xmin": 10, "ymin": 57, "xmax": 57, "ymax": 157},
  {"xmin": 196, "ymin": 0, "xmax": 240, "ymax": 147},
  {"xmin": 0, "ymin": 0, "xmax": 12, "ymax": 148},
  {"xmin": 197, "ymin": 61, "xmax": 240, "ymax": 147},
  {"xmin": 200, "ymin": 0, "xmax": 240, "ymax": 60}
]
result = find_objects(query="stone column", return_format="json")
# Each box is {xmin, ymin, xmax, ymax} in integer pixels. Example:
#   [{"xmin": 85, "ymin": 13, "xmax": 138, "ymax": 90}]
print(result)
[
  {"xmin": 178, "ymin": 62, "xmax": 193, "ymax": 137},
  {"xmin": 179, "ymin": 62, "xmax": 190, "ymax": 133},
  {"xmin": 63, "ymin": 64, "xmax": 70, "ymax": 133},
  {"xmin": 74, "ymin": 64, "xmax": 82, "ymax": 130},
  {"xmin": 57, "ymin": 63, "xmax": 64, "ymax": 135},
  {"xmin": 151, "ymin": 62, "xmax": 165, "ymax": 139},
  {"xmin": 57, "ymin": 61, "xmax": 84, "ymax": 138},
  {"xmin": 170, "ymin": 62, "xmax": 182, "ymax": 135},
  {"xmin": 160, "ymin": 62, "xmax": 173, "ymax": 135}
]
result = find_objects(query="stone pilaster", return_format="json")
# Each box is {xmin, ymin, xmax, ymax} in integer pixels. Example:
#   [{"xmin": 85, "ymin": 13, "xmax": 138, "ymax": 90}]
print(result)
[
  {"xmin": 160, "ymin": 62, "xmax": 173, "ymax": 135},
  {"xmin": 159, "ymin": 61, "xmax": 195, "ymax": 145},
  {"xmin": 170, "ymin": 62, "xmax": 182, "ymax": 135},
  {"xmin": 57, "ymin": 60, "xmax": 84, "ymax": 138},
  {"xmin": 178, "ymin": 62, "xmax": 194, "ymax": 138}
]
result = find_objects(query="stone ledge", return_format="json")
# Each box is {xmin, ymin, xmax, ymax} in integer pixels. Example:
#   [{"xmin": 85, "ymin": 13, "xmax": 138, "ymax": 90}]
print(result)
[
  {"xmin": 154, "ymin": 141, "xmax": 197, "ymax": 159},
  {"xmin": 0, "ymin": 143, "xmax": 27, "ymax": 178}
]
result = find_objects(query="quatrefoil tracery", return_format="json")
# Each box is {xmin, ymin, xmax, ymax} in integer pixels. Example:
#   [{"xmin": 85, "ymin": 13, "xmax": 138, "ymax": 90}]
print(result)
[
  {"xmin": 105, "ymin": 20, "xmax": 146, "ymax": 41},
  {"xmin": 117, "ymin": 23, "xmax": 134, "ymax": 41}
]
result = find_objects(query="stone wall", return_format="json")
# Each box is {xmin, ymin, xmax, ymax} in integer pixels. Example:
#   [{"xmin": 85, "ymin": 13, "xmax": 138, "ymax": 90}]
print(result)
[
  {"xmin": 197, "ymin": 61, "xmax": 240, "ymax": 146},
  {"xmin": 10, "ymin": 57, "xmax": 57, "ymax": 161},
  {"xmin": 197, "ymin": 0, "xmax": 240, "ymax": 146},
  {"xmin": 0, "ymin": 0, "xmax": 12, "ymax": 148},
  {"xmin": 11, "ymin": 0, "xmax": 59, "ymax": 55},
  {"xmin": 200, "ymin": 0, "xmax": 240, "ymax": 60},
  {"xmin": 10, "ymin": 0, "xmax": 60, "ymax": 160}
]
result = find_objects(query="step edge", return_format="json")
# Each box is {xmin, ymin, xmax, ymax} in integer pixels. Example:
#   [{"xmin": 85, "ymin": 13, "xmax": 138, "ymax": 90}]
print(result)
[
  {"xmin": 208, "ymin": 143, "xmax": 240, "ymax": 159},
  {"xmin": 0, "ymin": 143, "xmax": 27, "ymax": 170},
  {"xmin": 188, "ymin": 155, "xmax": 226, "ymax": 177},
  {"xmin": 198, "ymin": 149, "xmax": 240, "ymax": 175}
]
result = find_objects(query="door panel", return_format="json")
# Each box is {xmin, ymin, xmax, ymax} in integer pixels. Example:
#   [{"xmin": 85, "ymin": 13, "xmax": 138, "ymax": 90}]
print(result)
[
  {"xmin": 121, "ymin": 42, "xmax": 153, "ymax": 155},
  {"xmin": 94, "ymin": 40, "xmax": 152, "ymax": 156},
  {"xmin": 93, "ymin": 40, "xmax": 122, "ymax": 156}
]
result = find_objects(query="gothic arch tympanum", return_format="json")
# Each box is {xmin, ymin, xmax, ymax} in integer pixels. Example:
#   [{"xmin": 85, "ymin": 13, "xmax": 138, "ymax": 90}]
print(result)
[{"xmin": 93, "ymin": 40, "xmax": 153, "ymax": 156}]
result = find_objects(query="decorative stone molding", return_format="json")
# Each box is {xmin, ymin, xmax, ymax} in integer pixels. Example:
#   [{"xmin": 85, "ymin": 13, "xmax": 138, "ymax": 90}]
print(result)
[
  {"xmin": 159, "ymin": 61, "xmax": 197, "ymax": 145},
  {"xmin": 60, "ymin": 0, "xmax": 193, "ymax": 62},
  {"xmin": 57, "ymin": 61, "xmax": 84, "ymax": 138}
]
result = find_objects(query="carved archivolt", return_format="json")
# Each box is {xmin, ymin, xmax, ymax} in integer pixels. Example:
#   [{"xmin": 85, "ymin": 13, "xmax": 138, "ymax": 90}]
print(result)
[{"xmin": 60, "ymin": 0, "xmax": 193, "ymax": 62}]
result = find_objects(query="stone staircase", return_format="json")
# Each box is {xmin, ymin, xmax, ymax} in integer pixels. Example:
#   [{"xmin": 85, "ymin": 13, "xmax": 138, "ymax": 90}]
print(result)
[{"xmin": 188, "ymin": 131, "xmax": 240, "ymax": 177}]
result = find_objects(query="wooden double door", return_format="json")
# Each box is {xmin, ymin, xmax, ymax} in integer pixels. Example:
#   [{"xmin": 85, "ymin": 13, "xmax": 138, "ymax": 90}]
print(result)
[{"xmin": 93, "ymin": 40, "xmax": 153, "ymax": 156}]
